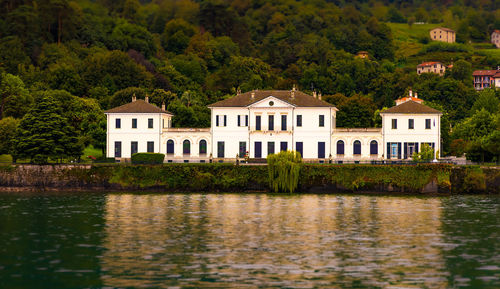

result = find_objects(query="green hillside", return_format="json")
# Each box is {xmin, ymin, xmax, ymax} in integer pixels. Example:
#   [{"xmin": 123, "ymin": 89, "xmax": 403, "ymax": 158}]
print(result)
[{"xmin": 0, "ymin": 0, "xmax": 499, "ymax": 163}]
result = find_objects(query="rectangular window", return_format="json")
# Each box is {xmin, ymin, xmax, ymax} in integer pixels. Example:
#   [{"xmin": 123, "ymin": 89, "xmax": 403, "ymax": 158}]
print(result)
[
  {"xmin": 131, "ymin": 141, "xmax": 138, "ymax": 155},
  {"xmin": 216, "ymin": 115, "xmax": 219, "ymax": 127},
  {"xmin": 254, "ymin": 142, "xmax": 262, "ymax": 158},
  {"xmin": 297, "ymin": 115, "xmax": 302, "ymax": 127},
  {"xmin": 239, "ymin": 141, "xmax": 246, "ymax": 157},
  {"xmin": 425, "ymin": 119, "xmax": 431, "ymax": 129},
  {"xmin": 255, "ymin": 115, "xmax": 261, "ymax": 130},
  {"xmin": 392, "ymin": 119, "xmax": 397, "ymax": 129},
  {"xmin": 237, "ymin": 115, "xmax": 241, "ymax": 127},
  {"xmin": 280, "ymin": 142, "xmax": 287, "ymax": 152},
  {"xmin": 281, "ymin": 115, "xmax": 287, "ymax": 131},
  {"xmin": 319, "ymin": 115, "xmax": 325, "ymax": 127},
  {"xmin": 217, "ymin": 141, "xmax": 225, "ymax": 158},
  {"xmin": 224, "ymin": 115, "xmax": 227, "ymax": 127},
  {"xmin": 267, "ymin": 142, "xmax": 275, "ymax": 155},
  {"xmin": 132, "ymin": 118, "xmax": 137, "ymax": 129},
  {"xmin": 148, "ymin": 118, "xmax": 153, "ymax": 129},
  {"xmin": 408, "ymin": 119, "xmax": 414, "ymax": 129},
  {"xmin": 296, "ymin": 142, "xmax": 303, "ymax": 157},
  {"xmin": 245, "ymin": 115, "xmax": 248, "ymax": 126},
  {"xmin": 318, "ymin": 142, "xmax": 325, "ymax": 158},
  {"xmin": 115, "ymin": 118, "xmax": 121, "ymax": 129},
  {"xmin": 268, "ymin": 115, "xmax": 274, "ymax": 131},
  {"xmin": 147, "ymin": 141, "xmax": 154, "ymax": 153},
  {"xmin": 114, "ymin": 141, "xmax": 121, "ymax": 158}
]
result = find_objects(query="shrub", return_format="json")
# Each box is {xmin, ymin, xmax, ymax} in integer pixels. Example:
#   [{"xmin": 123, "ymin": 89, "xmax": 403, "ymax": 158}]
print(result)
[
  {"xmin": 94, "ymin": 156, "xmax": 116, "ymax": 163},
  {"xmin": 463, "ymin": 168, "xmax": 486, "ymax": 193},
  {"xmin": 267, "ymin": 151, "xmax": 302, "ymax": 193},
  {"xmin": 419, "ymin": 42, "xmax": 471, "ymax": 54},
  {"xmin": 131, "ymin": 153, "xmax": 165, "ymax": 164}
]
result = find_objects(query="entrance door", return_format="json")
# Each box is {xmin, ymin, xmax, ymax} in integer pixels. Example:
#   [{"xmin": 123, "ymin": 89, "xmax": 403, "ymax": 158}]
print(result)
[
  {"xmin": 267, "ymin": 142, "xmax": 275, "ymax": 155},
  {"xmin": 408, "ymin": 143, "xmax": 415, "ymax": 158},
  {"xmin": 217, "ymin": 141, "xmax": 224, "ymax": 158},
  {"xmin": 254, "ymin": 142, "xmax": 262, "ymax": 158},
  {"xmin": 296, "ymin": 142, "xmax": 303, "ymax": 157},
  {"xmin": 391, "ymin": 143, "xmax": 398, "ymax": 159},
  {"xmin": 318, "ymin": 142, "xmax": 325, "ymax": 158}
]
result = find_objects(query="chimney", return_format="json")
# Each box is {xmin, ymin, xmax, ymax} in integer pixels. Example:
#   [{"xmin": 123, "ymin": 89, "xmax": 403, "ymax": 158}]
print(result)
[
  {"xmin": 145, "ymin": 94, "xmax": 149, "ymax": 103},
  {"xmin": 162, "ymin": 102, "xmax": 165, "ymax": 111},
  {"xmin": 291, "ymin": 84, "xmax": 296, "ymax": 98},
  {"xmin": 318, "ymin": 92, "xmax": 322, "ymax": 100},
  {"xmin": 251, "ymin": 91, "xmax": 255, "ymax": 99},
  {"xmin": 409, "ymin": 89, "xmax": 413, "ymax": 97},
  {"xmin": 415, "ymin": 92, "xmax": 418, "ymax": 99},
  {"xmin": 237, "ymin": 88, "xmax": 241, "ymax": 95},
  {"xmin": 313, "ymin": 91, "xmax": 317, "ymax": 98},
  {"xmin": 132, "ymin": 93, "xmax": 137, "ymax": 102}
]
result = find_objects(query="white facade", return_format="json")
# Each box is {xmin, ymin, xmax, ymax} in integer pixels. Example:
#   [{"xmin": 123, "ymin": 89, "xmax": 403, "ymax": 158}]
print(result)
[
  {"xmin": 210, "ymin": 97, "xmax": 336, "ymax": 160},
  {"xmin": 381, "ymin": 112, "xmax": 441, "ymax": 160},
  {"xmin": 105, "ymin": 90, "xmax": 442, "ymax": 162}
]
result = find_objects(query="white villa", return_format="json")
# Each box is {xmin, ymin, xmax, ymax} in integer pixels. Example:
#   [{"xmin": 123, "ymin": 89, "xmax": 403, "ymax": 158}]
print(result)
[{"xmin": 105, "ymin": 88, "xmax": 442, "ymax": 163}]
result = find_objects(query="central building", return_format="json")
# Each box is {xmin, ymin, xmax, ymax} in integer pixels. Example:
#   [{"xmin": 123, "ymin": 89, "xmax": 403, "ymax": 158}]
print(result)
[{"xmin": 208, "ymin": 88, "xmax": 337, "ymax": 159}]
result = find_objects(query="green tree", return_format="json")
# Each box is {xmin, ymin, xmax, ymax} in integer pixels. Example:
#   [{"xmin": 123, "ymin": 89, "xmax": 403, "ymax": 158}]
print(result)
[
  {"xmin": 449, "ymin": 59, "xmax": 472, "ymax": 83},
  {"xmin": 0, "ymin": 73, "xmax": 32, "ymax": 119},
  {"xmin": 13, "ymin": 94, "xmax": 82, "ymax": 163},
  {"xmin": 0, "ymin": 117, "xmax": 20, "ymax": 155},
  {"xmin": 0, "ymin": 36, "xmax": 31, "ymax": 74},
  {"xmin": 412, "ymin": 143, "xmax": 435, "ymax": 162},
  {"xmin": 471, "ymin": 89, "xmax": 499, "ymax": 114},
  {"xmin": 326, "ymin": 93, "xmax": 376, "ymax": 128},
  {"xmin": 161, "ymin": 18, "xmax": 196, "ymax": 54},
  {"xmin": 109, "ymin": 22, "xmax": 156, "ymax": 58},
  {"xmin": 109, "ymin": 87, "xmax": 146, "ymax": 108}
]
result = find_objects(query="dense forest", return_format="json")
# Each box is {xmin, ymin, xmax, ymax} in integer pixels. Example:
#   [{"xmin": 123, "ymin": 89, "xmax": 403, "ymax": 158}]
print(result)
[{"xmin": 0, "ymin": 0, "xmax": 499, "ymax": 163}]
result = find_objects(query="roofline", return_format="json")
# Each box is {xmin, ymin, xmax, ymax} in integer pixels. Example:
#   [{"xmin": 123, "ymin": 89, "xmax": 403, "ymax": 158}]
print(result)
[
  {"xmin": 380, "ymin": 111, "xmax": 442, "ymax": 115},
  {"xmin": 104, "ymin": 111, "xmax": 174, "ymax": 115}
]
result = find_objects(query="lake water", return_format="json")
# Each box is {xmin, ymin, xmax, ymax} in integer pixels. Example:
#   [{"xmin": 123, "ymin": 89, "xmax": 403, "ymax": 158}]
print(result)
[{"xmin": 0, "ymin": 193, "xmax": 499, "ymax": 289}]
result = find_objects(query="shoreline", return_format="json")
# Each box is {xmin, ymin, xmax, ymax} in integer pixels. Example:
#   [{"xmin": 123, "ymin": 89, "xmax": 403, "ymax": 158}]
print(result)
[{"xmin": 0, "ymin": 163, "xmax": 498, "ymax": 195}]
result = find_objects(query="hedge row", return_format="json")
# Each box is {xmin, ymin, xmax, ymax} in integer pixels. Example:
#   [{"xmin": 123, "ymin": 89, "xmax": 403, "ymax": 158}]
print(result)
[{"xmin": 52, "ymin": 163, "xmax": 456, "ymax": 193}]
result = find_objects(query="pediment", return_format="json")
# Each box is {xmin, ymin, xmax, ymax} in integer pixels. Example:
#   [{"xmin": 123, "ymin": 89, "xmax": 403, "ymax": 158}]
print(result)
[{"xmin": 249, "ymin": 96, "xmax": 295, "ymax": 108}]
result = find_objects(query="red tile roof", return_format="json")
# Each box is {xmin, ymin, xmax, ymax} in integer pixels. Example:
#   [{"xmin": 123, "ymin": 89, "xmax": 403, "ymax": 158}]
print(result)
[
  {"xmin": 381, "ymin": 100, "xmax": 441, "ymax": 114},
  {"xmin": 417, "ymin": 61, "xmax": 442, "ymax": 67},
  {"xmin": 492, "ymin": 30, "xmax": 500, "ymax": 34},
  {"xmin": 105, "ymin": 99, "xmax": 173, "ymax": 114},
  {"xmin": 472, "ymin": 70, "xmax": 498, "ymax": 76}
]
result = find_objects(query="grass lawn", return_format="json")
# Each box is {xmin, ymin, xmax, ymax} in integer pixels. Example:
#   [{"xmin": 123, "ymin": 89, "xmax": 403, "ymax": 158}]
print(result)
[
  {"xmin": 83, "ymin": 145, "xmax": 103, "ymax": 161},
  {"xmin": 0, "ymin": 154, "xmax": 13, "ymax": 163},
  {"xmin": 387, "ymin": 23, "xmax": 441, "ymax": 43}
]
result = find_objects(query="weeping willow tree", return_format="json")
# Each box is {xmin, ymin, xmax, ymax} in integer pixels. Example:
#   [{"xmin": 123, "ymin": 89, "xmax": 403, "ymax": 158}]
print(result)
[{"xmin": 267, "ymin": 150, "xmax": 302, "ymax": 193}]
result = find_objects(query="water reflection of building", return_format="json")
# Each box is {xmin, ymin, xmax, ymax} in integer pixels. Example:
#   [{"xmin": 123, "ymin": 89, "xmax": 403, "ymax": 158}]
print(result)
[{"xmin": 101, "ymin": 194, "xmax": 449, "ymax": 288}]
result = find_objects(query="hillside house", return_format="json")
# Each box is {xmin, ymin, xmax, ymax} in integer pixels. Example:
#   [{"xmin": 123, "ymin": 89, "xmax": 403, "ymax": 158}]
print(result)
[
  {"xmin": 417, "ymin": 62, "xmax": 446, "ymax": 76},
  {"xmin": 472, "ymin": 70, "xmax": 500, "ymax": 90},
  {"xmin": 430, "ymin": 27, "xmax": 456, "ymax": 43},
  {"xmin": 492, "ymin": 30, "xmax": 500, "ymax": 48}
]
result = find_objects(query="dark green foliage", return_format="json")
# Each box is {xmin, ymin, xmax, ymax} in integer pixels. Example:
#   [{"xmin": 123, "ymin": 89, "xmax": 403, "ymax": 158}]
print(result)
[
  {"xmin": 13, "ymin": 94, "xmax": 83, "ymax": 163},
  {"xmin": 131, "ymin": 153, "xmax": 165, "ymax": 164},
  {"xmin": 0, "ymin": 0, "xmax": 497, "ymax": 162},
  {"xmin": 0, "ymin": 117, "xmax": 20, "ymax": 155}
]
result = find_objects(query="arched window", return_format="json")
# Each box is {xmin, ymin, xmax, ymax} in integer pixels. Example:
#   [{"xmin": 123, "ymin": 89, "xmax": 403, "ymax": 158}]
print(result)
[
  {"xmin": 353, "ymin": 140, "xmax": 361, "ymax": 155},
  {"xmin": 167, "ymin": 140, "xmax": 174, "ymax": 155},
  {"xmin": 183, "ymin": 140, "xmax": 190, "ymax": 156},
  {"xmin": 199, "ymin": 140, "xmax": 207, "ymax": 156},
  {"xmin": 370, "ymin": 140, "xmax": 378, "ymax": 155},
  {"xmin": 336, "ymin": 140, "xmax": 344, "ymax": 155}
]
